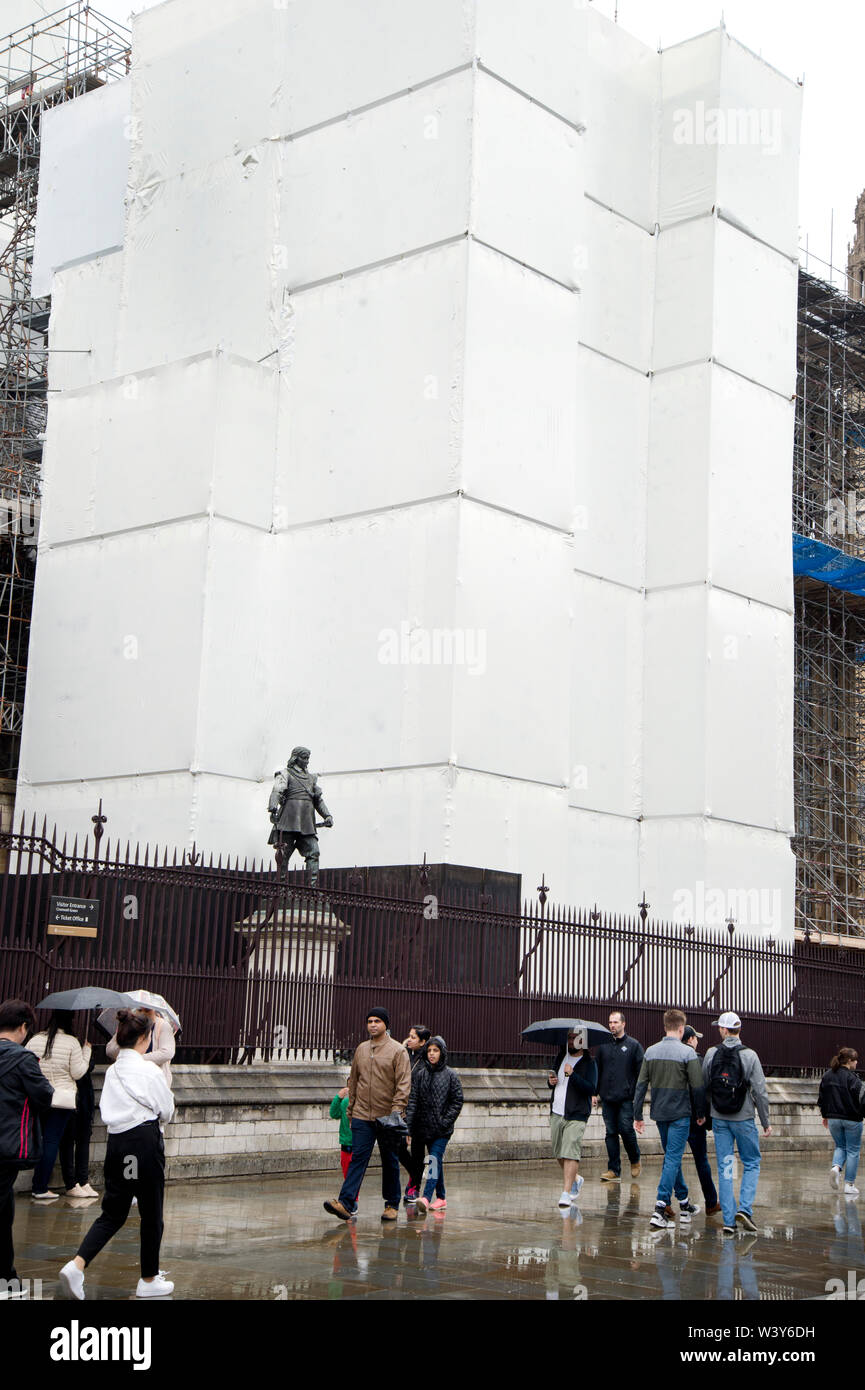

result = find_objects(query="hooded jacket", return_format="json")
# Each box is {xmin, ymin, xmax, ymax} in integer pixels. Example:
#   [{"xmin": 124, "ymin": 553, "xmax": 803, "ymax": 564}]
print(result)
[
  {"xmin": 405, "ymin": 1037, "xmax": 464, "ymax": 1139},
  {"xmin": 0, "ymin": 1037, "xmax": 55, "ymax": 1167}
]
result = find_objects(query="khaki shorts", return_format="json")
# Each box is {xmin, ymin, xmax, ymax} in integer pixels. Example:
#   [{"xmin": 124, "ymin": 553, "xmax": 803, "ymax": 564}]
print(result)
[{"xmin": 550, "ymin": 1114, "xmax": 586, "ymax": 1161}]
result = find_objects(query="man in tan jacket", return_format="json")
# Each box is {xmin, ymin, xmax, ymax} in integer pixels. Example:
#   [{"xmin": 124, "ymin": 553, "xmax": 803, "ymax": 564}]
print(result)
[{"xmin": 324, "ymin": 1006, "xmax": 410, "ymax": 1222}]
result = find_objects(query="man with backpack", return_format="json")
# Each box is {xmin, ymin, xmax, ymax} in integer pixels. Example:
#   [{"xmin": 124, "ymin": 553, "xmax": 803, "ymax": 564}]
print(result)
[{"xmin": 702, "ymin": 1012, "xmax": 772, "ymax": 1237}]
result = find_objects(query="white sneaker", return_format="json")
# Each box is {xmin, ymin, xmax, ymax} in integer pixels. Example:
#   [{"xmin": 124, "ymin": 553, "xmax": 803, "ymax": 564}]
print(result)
[
  {"xmin": 571, "ymin": 1175, "xmax": 584, "ymax": 1201},
  {"xmin": 136, "ymin": 1273, "xmax": 174, "ymax": 1297},
  {"xmin": 59, "ymin": 1260, "xmax": 85, "ymax": 1301},
  {"xmin": 831, "ymin": 1165, "xmax": 843, "ymax": 1189},
  {"xmin": 31, "ymin": 1190, "xmax": 59, "ymax": 1201},
  {"xmin": 844, "ymin": 1183, "xmax": 860, "ymax": 1197},
  {"xmin": 558, "ymin": 1190, "xmax": 572, "ymax": 1207}
]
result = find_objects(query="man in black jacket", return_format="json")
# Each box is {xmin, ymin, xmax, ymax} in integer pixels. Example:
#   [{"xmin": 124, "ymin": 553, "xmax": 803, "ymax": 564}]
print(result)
[
  {"xmin": 593, "ymin": 1011, "xmax": 644, "ymax": 1182},
  {"xmin": 0, "ymin": 998, "xmax": 54, "ymax": 1289},
  {"xmin": 547, "ymin": 1029, "xmax": 598, "ymax": 1207}
]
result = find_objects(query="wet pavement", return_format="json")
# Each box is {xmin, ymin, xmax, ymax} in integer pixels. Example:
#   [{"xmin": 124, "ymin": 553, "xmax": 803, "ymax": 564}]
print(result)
[{"xmin": 14, "ymin": 1154, "xmax": 864, "ymax": 1300}]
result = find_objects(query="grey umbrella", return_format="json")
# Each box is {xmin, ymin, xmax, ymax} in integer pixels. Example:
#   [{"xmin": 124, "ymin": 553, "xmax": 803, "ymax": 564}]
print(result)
[
  {"xmin": 522, "ymin": 1017, "xmax": 612, "ymax": 1048},
  {"xmin": 36, "ymin": 987, "xmax": 142, "ymax": 1012}
]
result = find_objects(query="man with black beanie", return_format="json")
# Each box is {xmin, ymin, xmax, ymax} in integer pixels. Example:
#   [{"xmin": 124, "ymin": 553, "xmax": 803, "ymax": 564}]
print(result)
[{"xmin": 324, "ymin": 1006, "xmax": 410, "ymax": 1223}]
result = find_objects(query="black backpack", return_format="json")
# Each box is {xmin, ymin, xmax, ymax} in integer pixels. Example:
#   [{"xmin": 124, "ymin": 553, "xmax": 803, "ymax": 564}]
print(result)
[{"xmin": 708, "ymin": 1046, "xmax": 751, "ymax": 1114}]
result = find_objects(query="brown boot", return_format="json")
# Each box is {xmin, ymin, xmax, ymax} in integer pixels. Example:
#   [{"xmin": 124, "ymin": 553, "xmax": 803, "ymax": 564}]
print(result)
[
  {"xmin": 323, "ymin": 1198, "xmax": 353, "ymax": 1221},
  {"xmin": 381, "ymin": 1205, "xmax": 398, "ymax": 1222},
  {"xmin": 600, "ymin": 1170, "xmax": 620, "ymax": 1182},
  {"xmin": 630, "ymin": 1163, "xmax": 642, "ymax": 1178}
]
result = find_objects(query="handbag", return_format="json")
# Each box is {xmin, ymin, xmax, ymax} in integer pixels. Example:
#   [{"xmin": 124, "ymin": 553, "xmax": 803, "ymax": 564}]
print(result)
[{"xmin": 375, "ymin": 1110, "xmax": 409, "ymax": 1150}]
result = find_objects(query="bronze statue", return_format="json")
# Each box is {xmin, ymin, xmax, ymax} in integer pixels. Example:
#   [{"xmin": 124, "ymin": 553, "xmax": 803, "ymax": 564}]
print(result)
[{"xmin": 268, "ymin": 746, "xmax": 333, "ymax": 886}]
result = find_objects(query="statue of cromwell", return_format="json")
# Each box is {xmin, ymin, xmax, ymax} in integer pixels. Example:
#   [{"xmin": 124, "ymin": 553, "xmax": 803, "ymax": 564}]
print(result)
[{"xmin": 268, "ymin": 746, "xmax": 333, "ymax": 886}]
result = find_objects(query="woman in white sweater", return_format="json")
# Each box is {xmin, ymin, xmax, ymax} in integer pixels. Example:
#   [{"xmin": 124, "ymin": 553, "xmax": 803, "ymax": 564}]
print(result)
[
  {"xmin": 26, "ymin": 1011, "xmax": 91, "ymax": 1199},
  {"xmin": 59, "ymin": 1008, "xmax": 175, "ymax": 1300}
]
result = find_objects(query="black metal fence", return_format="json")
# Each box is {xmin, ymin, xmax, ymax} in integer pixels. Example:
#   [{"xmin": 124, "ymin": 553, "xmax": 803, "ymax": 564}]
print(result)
[{"xmin": 1, "ymin": 819, "xmax": 863, "ymax": 1072}]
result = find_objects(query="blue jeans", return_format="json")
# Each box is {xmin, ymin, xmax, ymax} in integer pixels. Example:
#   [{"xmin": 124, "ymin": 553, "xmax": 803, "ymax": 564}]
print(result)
[
  {"xmin": 601, "ymin": 1100, "xmax": 640, "ymax": 1174},
  {"xmin": 655, "ymin": 1117, "xmax": 691, "ymax": 1206},
  {"xmin": 32, "ymin": 1109, "xmax": 72, "ymax": 1193},
  {"xmin": 828, "ymin": 1118, "xmax": 863, "ymax": 1183},
  {"xmin": 338, "ymin": 1119, "xmax": 401, "ymax": 1213},
  {"xmin": 417, "ymin": 1135, "xmax": 449, "ymax": 1201},
  {"xmin": 712, "ymin": 1117, "xmax": 762, "ymax": 1226}
]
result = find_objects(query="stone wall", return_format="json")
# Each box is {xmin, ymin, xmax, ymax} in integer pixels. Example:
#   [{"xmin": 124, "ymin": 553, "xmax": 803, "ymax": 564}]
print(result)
[{"xmin": 27, "ymin": 1066, "xmax": 830, "ymax": 1186}]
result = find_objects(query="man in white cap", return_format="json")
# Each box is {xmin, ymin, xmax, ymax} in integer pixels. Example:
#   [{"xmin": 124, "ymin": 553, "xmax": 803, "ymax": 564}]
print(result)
[{"xmin": 702, "ymin": 1012, "xmax": 772, "ymax": 1237}]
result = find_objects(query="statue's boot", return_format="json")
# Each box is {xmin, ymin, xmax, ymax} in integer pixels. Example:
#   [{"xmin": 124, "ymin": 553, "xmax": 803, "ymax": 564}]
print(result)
[{"xmin": 306, "ymin": 854, "xmax": 320, "ymax": 889}]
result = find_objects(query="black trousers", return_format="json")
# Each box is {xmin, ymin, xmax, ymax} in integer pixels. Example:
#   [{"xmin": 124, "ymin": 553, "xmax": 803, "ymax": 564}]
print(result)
[
  {"xmin": 60, "ymin": 1075, "xmax": 95, "ymax": 1189},
  {"xmin": 0, "ymin": 1162, "xmax": 18, "ymax": 1281},
  {"xmin": 77, "ymin": 1121, "xmax": 165, "ymax": 1278}
]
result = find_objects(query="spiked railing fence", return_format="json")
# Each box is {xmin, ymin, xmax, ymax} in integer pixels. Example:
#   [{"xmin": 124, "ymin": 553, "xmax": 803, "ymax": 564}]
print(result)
[{"xmin": 0, "ymin": 817, "xmax": 862, "ymax": 1071}]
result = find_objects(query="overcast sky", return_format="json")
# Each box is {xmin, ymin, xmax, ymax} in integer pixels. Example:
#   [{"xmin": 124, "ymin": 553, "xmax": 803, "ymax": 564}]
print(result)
[{"xmin": 80, "ymin": 0, "xmax": 865, "ymax": 285}]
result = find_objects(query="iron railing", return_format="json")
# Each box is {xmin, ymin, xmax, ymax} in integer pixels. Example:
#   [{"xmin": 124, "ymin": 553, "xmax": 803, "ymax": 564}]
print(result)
[{"xmin": 0, "ymin": 819, "xmax": 863, "ymax": 1071}]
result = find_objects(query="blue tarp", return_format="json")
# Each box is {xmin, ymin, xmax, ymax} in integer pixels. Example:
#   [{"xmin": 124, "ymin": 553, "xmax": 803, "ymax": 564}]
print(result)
[{"xmin": 793, "ymin": 533, "xmax": 865, "ymax": 599}]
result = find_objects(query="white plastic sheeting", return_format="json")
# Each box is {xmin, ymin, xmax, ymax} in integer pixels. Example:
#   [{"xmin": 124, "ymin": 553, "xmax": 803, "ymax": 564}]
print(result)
[
  {"xmin": 579, "ymin": 199, "xmax": 654, "ymax": 373},
  {"xmin": 47, "ymin": 254, "xmax": 123, "ymax": 393},
  {"xmin": 279, "ymin": 73, "xmax": 473, "ymax": 290},
  {"xmin": 31, "ymin": 79, "xmax": 130, "ymax": 298},
  {"xmin": 22, "ymin": 521, "xmax": 210, "ymax": 784},
  {"xmin": 573, "ymin": 348, "xmax": 649, "ymax": 592},
  {"xmin": 129, "ymin": 0, "xmax": 475, "ymax": 184},
  {"xmin": 569, "ymin": 574, "xmax": 642, "ymax": 817},
  {"xmin": 660, "ymin": 30, "xmax": 801, "ymax": 258},
  {"xmin": 475, "ymin": 0, "xmax": 586, "ymax": 129},
  {"xmin": 267, "ymin": 500, "xmax": 461, "ymax": 775},
  {"xmin": 647, "ymin": 363, "xmax": 794, "ymax": 610},
  {"xmin": 580, "ymin": 7, "xmax": 659, "ymax": 231},
  {"xmin": 654, "ymin": 214, "xmax": 798, "ymax": 397},
  {"xmin": 40, "ymin": 355, "xmax": 277, "ymax": 545},
  {"xmin": 643, "ymin": 586, "xmax": 794, "ymax": 832},
  {"xmin": 640, "ymin": 816, "xmax": 795, "ymax": 938},
  {"xmin": 471, "ymin": 71, "xmax": 583, "ymax": 288},
  {"xmin": 449, "ymin": 504, "xmax": 571, "ymax": 786},
  {"xmin": 117, "ymin": 146, "xmax": 281, "ymax": 374},
  {"xmin": 278, "ymin": 242, "xmax": 467, "ymax": 526},
  {"xmin": 461, "ymin": 242, "xmax": 579, "ymax": 530}
]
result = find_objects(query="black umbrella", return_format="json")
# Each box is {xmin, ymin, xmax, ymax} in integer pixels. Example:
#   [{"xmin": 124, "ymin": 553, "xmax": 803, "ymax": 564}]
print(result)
[
  {"xmin": 522, "ymin": 1017, "xmax": 612, "ymax": 1048},
  {"xmin": 36, "ymin": 987, "xmax": 142, "ymax": 1012}
]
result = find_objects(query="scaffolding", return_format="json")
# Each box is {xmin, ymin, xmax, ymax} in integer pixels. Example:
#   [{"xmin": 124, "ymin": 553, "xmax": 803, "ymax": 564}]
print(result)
[
  {"xmin": 0, "ymin": 4, "xmax": 129, "ymax": 778},
  {"xmin": 794, "ymin": 266, "xmax": 865, "ymax": 935}
]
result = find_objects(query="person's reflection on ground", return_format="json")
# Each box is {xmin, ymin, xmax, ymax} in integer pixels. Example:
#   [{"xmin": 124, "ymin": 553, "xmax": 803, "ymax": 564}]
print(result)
[
  {"xmin": 325, "ymin": 1222, "xmax": 360, "ymax": 1300},
  {"xmin": 651, "ymin": 1226, "xmax": 701, "ymax": 1300},
  {"xmin": 829, "ymin": 1194, "xmax": 864, "ymax": 1268},
  {"xmin": 717, "ymin": 1233, "xmax": 760, "ymax": 1301},
  {"xmin": 401, "ymin": 1212, "xmax": 444, "ymax": 1296},
  {"xmin": 545, "ymin": 1206, "xmax": 586, "ymax": 1299}
]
